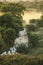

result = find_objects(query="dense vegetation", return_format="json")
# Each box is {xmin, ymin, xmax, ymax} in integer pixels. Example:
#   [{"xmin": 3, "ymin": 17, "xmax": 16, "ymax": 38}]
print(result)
[
  {"xmin": 0, "ymin": 53, "xmax": 43, "ymax": 65},
  {"xmin": 0, "ymin": 1, "xmax": 43, "ymax": 11},
  {"xmin": 15, "ymin": 16, "xmax": 43, "ymax": 55},
  {"xmin": 19, "ymin": 1, "xmax": 43, "ymax": 11},
  {"xmin": 0, "ymin": 1, "xmax": 43, "ymax": 65},
  {"xmin": 0, "ymin": 1, "xmax": 43, "ymax": 54},
  {"xmin": 0, "ymin": 2, "xmax": 25, "ymax": 53}
]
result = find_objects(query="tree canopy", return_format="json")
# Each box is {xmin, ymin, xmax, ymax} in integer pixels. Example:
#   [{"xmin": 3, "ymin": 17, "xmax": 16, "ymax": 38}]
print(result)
[{"xmin": 0, "ymin": 2, "xmax": 25, "ymax": 54}]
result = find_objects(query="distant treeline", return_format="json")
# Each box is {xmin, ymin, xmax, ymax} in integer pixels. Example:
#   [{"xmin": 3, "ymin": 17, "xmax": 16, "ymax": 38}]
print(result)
[
  {"xmin": 18, "ymin": 1, "xmax": 43, "ymax": 11},
  {"xmin": 0, "ymin": 1, "xmax": 43, "ymax": 11}
]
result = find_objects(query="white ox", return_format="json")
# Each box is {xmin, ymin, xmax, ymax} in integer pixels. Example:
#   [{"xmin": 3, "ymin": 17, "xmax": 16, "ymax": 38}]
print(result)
[
  {"xmin": 15, "ymin": 36, "xmax": 28, "ymax": 45},
  {"xmin": 19, "ymin": 28, "xmax": 27, "ymax": 37}
]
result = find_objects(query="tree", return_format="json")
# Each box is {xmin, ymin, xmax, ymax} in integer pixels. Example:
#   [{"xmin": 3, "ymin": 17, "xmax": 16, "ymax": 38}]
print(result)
[
  {"xmin": 3, "ymin": 28, "xmax": 16, "ymax": 48},
  {"xmin": 0, "ymin": 2, "xmax": 25, "ymax": 53},
  {"xmin": 0, "ymin": 13, "xmax": 24, "ymax": 53}
]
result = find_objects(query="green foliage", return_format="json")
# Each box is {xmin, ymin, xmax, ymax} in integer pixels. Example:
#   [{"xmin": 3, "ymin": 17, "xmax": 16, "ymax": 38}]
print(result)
[
  {"xmin": 0, "ymin": 13, "xmax": 23, "ymax": 53},
  {"xmin": 0, "ymin": 36, "xmax": 6, "ymax": 54},
  {"xmin": 0, "ymin": 53, "xmax": 43, "ymax": 65},
  {"xmin": 27, "ymin": 32, "xmax": 39, "ymax": 47},
  {"xmin": 0, "ymin": 2, "xmax": 25, "ymax": 53},
  {"xmin": 3, "ymin": 28, "xmax": 16, "ymax": 47},
  {"xmin": 0, "ymin": 13, "xmax": 23, "ymax": 34},
  {"xmin": 16, "ymin": 44, "xmax": 29, "ymax": 54},
  {"xmin": 0, "ymin": 3, "xmax": 25, "ymax": 15},
  {"xmin": 26, "ymin": 19, "xmax": 38, "ymax": 48},
  {"xmin": 27, "ymin": 18, "xmax": 43, "ymax": 48},
  {"xmin": 30, "ymin": 33, "xmax": 38, "ymax": 47},
  {"xmin": 36, "ymin": 19, "xmax": 43, "ymax": 27},
  {"xmin": 0, "ymin": 13, "xmax": 13, "ymax": 27},
  {"xmin": 0, "ymin": 1, "xmax": 43, "ymax": 11}
]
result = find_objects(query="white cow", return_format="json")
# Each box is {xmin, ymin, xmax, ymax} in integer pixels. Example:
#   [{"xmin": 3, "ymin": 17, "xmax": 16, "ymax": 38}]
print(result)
[
  {"xmin": 19, "ymin": 28, "xmax": 27, "ymax": 37},
  {"xmin": 1, "ymin": 51, "xmax": 7, "ymax": 55},
  {"xmin": 10, "ymin": 47, "xmax": 16, "ymax": 53},
  {"xmin": 8, "ymin": 51, "xmax": 11, "ymax": 55},
  {"xmin": 15, "ymin": 36, "xmax": 28, "ymax": 45}
]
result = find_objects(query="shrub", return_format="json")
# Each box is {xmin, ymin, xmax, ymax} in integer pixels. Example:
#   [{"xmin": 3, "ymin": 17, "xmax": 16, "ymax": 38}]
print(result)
[{"xmin": 15, "ymin": 43, "xmax": 29, "ymax": 54}]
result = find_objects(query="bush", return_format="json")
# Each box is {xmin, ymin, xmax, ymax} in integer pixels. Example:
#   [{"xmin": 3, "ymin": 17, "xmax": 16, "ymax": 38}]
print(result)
[
  {"xmin": 36, "ymin": 19, "xmax": 43, "ymax": 27},
  {"xmin": 15, "ymin": 44, "xmax": 29, "ymax": 54},
  {"xmin": 27, "ymin": 32, "xmax": 39, "ymax": 47}
]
